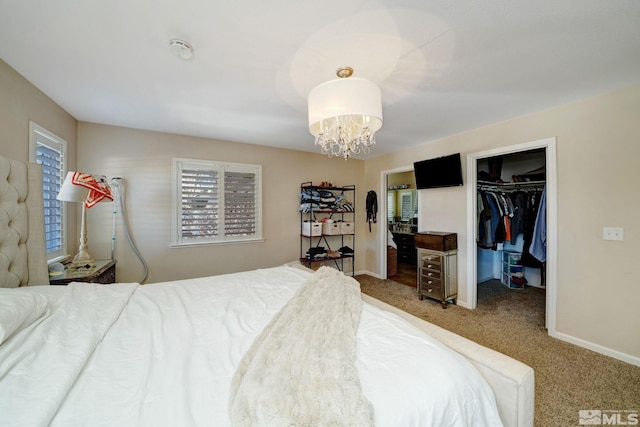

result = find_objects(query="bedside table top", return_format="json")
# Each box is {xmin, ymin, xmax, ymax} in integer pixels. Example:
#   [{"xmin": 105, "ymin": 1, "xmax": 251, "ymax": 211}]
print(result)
[{"xmin": 49, "ymin": 259, "xmax": 116, "ymax": 284}]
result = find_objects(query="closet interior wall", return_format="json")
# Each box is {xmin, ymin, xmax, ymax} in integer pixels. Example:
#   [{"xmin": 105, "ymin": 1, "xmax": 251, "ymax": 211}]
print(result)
[{"xmin": 476, "ymin": 149, "xmax": 547, "ymax": 289}]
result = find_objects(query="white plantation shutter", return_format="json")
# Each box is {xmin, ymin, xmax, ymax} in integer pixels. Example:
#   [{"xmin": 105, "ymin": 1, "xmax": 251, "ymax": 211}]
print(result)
[
  {"xmin": 180, "ymin": 167, "xmax": 219, "ymax": 241},
  {"xmin": 29, "ymin": 122, "xmax": 67, "ymax": 261},
  {"xmin": 174, "ymin": 159, "xmax": 262, "ymax": 245},
  {"xmin": 387, "ymin": 191, "xmax": 395, "ymax": 221},
  {"xmin": 224, "ymin": 170, "xmax": 257, "ymax": 237}
]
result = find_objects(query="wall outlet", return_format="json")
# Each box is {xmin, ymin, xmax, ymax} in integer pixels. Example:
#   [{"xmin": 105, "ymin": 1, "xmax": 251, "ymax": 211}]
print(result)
[{"xmin": 603, "ymin": 227, "xmax": 624, "ymax": 241}]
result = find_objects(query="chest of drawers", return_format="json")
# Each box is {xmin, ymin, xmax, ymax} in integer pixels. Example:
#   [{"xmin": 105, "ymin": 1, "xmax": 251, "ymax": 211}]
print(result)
[
  {"xmin": 417, "ymin": 248, "xmax": 457, "ymax": 308},
  {"xmin": 392, "ymin": 232, "xmax": 416, "ymax": 265}
]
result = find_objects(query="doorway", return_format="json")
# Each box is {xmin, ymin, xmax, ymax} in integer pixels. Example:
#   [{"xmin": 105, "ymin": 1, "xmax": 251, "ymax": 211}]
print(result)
[
  {"xmin": 386, "ymin": 170, "xmax": 418, "ymax": 287},
  {"xmin": 466, "ymin": 137, "xmax": 557, "ymax": 333}
]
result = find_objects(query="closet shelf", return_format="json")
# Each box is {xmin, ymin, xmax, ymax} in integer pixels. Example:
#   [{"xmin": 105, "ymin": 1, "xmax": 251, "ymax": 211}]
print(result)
[{"xmin": 477, "ymin": 180, "xmax": 546, "ymax": 190}]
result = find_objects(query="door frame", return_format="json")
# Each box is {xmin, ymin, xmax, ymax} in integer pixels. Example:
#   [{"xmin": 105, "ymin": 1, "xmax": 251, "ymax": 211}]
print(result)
[
  {"xmin": 378, "ymin": 165, "xmax": 418, "ymax": 279},
  {"xmin": 465, "ymin": 136, "xmax": 557, "ymax": 333}
]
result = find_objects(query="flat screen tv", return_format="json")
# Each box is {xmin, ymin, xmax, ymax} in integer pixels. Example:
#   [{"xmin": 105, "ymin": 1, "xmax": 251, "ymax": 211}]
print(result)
[{"xmin": 414, "ymin": 153, "xmax": 463, "ymax": 189}]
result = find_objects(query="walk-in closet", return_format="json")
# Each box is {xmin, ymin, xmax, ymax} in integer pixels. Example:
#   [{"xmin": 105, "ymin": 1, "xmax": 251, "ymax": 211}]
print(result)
[{"xmin": 476, "ymin": 149, "xmax": 547, "ymax": 299}]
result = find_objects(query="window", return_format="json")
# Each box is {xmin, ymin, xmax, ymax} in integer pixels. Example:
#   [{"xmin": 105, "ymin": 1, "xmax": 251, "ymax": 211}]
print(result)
[
  {"xmin": 387, "ymin": 191, "xmax": 395, "ymax": 221},
  {"xmin": 29, "ymin": 122, "xmax": 67, "ymax": 262},
  {"xmin": 400, "ymin": 190, "xmax": 413, "ymax": 221},
  {"xmin": 173, "ymin": 158, "xmax": 262, "ymax": 246}
]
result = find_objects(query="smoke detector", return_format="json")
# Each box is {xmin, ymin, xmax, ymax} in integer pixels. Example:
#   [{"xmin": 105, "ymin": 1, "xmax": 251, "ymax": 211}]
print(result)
[{"xmin": 169, "ymin": 39, "xmax": 193, "ymax": 60}]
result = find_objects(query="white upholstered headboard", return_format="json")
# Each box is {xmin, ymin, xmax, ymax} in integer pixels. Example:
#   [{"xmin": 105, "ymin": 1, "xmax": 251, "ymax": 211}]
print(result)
[{"xmin": 0, "ymin": 155, "xmax": 49, "ymax": 287}]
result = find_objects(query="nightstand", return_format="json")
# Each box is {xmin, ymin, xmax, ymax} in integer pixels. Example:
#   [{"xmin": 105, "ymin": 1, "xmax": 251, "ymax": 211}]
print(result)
[{"xmin": 49, "ymin": 259, "xmax": 117, "ymax": 285}]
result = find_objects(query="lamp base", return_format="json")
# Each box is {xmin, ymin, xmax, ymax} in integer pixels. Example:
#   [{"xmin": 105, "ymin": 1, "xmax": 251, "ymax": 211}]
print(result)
[{"xmin": 70, "ymin": 203, "xmax": 95, "ymax": 271}]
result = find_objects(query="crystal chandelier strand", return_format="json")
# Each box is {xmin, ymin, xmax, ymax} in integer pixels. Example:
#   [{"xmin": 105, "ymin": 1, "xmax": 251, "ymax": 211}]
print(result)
[{"xmin": 314, "ymin": 115, "xmax": 377, "ymax": 159}]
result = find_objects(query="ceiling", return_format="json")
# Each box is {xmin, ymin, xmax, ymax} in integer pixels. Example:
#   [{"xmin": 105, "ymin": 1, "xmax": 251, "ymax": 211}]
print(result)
[{"xmin": 2, "ymin": 0, "xmax": 640, "ymax": 159}]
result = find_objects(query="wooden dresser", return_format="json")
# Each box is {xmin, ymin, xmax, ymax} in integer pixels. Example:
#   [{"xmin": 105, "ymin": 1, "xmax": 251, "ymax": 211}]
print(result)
[{"xmin": 392, "ymin": 232, "xmax": 416, "ymax": 265}]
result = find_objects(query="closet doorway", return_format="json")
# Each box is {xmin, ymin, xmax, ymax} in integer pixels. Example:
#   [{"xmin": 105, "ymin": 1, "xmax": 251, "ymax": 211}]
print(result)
[
  {"xmin": 466, "ymin": 137, "xmax": 557, "ymax": 332},
  {"xmin": 386, "ymin": 170, "xmax": 418, "ymax": 288}
]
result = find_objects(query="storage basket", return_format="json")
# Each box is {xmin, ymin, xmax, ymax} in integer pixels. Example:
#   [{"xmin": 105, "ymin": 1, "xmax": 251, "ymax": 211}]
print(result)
[
  {"xmin": 301, "ymin": 221, "xmax": 322, "ymax": 237},
  {"xmin": 322, "ymin": 222, "xmax": 342, "ymax": 235},
  {"xmin": 340, "ymin": 222, "xmax": 354, "ymax": 234}
]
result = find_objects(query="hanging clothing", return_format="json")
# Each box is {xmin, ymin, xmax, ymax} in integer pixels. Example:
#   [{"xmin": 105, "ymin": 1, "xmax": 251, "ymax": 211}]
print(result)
[
  {"xmin": 366, "ymin": 190, "xmax": 378, "ymax": 232},
  {"xmin": 529, "ymin": 185, "xmax": 547, "ymax": 262},
  {"xmin": 477, "ymin": 190, "xmax": 510, "ymax": 248},
  {"xmin": 519, "ymin": 190, "xmax": 544, "ymax": 268},
  {"xmin": 510, "ymin": 192, "xmax": 528, "ymax": 244},
  {"xmin": 476, "ymin": 186, "xmax": 544, "ymax": 257}
]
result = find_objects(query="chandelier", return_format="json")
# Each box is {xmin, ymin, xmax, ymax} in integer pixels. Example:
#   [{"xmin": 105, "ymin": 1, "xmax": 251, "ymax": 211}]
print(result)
[{"xmin": 308, "ymin": 67, "xmax": 383, "ymax": 160}]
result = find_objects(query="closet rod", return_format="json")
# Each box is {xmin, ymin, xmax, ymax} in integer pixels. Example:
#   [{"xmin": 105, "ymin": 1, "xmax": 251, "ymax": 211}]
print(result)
[{"xmin": 477, "ymin": 180, "xmax": 545, "ymax": 191}]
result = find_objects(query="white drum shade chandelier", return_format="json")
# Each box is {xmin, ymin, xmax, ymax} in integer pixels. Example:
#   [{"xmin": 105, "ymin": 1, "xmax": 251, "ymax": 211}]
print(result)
[{"xmin": 308, "ymin": 67, "xmax": 383, "ymax": 160}]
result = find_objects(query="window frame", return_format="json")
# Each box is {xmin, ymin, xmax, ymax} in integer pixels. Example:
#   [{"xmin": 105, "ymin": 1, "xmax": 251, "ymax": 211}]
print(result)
[
  {"xmin": 28, "ymin": 121, "xmax": 68, "ymax": 263},
  {"xmin": 172, "ymin": 157, "xmax": 263, "ymax": 247}
]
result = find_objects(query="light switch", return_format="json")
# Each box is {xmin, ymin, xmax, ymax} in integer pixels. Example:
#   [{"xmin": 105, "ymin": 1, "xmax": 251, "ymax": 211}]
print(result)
[{"xmin": 603, "ymin": 227, "xmax": 624, "ymax": 241}]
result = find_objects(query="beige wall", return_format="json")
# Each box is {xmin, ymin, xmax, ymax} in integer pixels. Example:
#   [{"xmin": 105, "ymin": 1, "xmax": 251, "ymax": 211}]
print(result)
[
  {"xmin": 0, "ymin": 59, "xmax": 77, "ymax": 163},
  {"xmin": 77, "ymin": 123, "xmax": 365, "ymax": 284},
  {"xmin": 0, "ymin": 59, "xmax": 80, "ymax": 256},
  {"xmin": 364, "ymin": 84, "xmax": 640, "ymax": 361},
  {"xmin": 387, "ymin": 170, "xmax": 415, "ymax": 188},
  {"xmin": 0, "ymin": 58, "xmax": 77, "ymax": 165}
]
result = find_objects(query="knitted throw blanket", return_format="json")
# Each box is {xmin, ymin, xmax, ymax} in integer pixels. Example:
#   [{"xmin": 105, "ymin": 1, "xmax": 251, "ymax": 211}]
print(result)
[{"xmin": 229, "ymin": 267, "xmax": 373, "ymax": 426}]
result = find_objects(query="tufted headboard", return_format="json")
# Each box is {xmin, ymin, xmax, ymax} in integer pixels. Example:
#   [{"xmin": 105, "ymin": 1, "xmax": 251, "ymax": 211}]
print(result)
[{"xmin": 0, "ymin": 155, "xmax": 49, "ymax": 287}]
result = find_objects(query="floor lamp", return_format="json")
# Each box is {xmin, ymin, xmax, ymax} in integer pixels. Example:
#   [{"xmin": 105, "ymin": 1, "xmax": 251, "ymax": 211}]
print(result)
[{"xmin": 57, "ymin": 172, "xmax": 112, "ymax": 270}]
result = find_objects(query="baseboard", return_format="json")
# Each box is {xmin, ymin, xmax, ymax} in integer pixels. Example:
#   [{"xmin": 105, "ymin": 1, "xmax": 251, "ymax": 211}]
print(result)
[
  {"xmin": 477, "ymin": 275, "xmax": 495, "ymax": 283},
  {"xmin": 356, "ymin": 269, "xmax": 382, "ymax": 279},
  {"xmin": 552, "ymin": 330, "xmax": 640, "ymax": 367},
  {"xmin": 455, "ymin": 299, "xmax": 472, "ymax": 309}
]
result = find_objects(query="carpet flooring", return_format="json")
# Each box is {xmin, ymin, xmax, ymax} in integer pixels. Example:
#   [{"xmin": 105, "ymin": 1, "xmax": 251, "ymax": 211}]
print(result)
[{"xmin": 355, "ymin": 275, "xmax": 640, "ymax": 427}]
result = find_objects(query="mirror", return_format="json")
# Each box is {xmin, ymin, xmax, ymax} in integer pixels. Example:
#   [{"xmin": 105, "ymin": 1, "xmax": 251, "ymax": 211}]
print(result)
[
  {"xmin": 387, "ymin": 189, "xmax": 417, "ymax": 230},
  {"xmin": 399, "ymin": 189, "xmax": 414, "ymax": 221}
]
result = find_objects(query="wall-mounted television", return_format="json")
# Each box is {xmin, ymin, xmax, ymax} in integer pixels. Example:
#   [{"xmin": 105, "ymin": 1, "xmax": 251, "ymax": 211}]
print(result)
[{"xmin": 414, "ymin": 153, "xmax": 463, "ymax": 189}]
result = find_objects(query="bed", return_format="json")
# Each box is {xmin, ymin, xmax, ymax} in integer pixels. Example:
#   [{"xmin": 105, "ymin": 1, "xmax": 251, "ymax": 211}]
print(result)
[{"xmin": 0, "ymin": 155, "xmax": 534, "ymax": 426}]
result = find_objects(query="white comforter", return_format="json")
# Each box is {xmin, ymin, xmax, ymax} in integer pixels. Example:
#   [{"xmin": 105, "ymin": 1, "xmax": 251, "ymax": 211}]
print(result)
[{"xmin": 0, "ymin": 265, "xmax": 502, "ymax": 427}]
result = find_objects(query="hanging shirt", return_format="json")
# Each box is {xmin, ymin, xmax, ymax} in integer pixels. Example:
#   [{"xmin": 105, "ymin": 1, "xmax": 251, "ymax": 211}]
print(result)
[{"xmin": 529, "ymin": 185, "xmax": 547, "ymax": 262}]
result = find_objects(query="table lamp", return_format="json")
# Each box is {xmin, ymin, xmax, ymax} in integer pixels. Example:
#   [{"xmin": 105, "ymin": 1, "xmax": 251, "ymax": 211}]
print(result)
[{"xmin": 57, "ymin": 171, "xmax": 113, "ymax": 269}]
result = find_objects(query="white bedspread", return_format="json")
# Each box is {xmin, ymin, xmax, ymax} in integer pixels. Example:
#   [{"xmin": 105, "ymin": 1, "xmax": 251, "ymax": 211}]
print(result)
[{"xmin": 0, "ymin": 265, "xmax": 502, "ymax": 427}]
